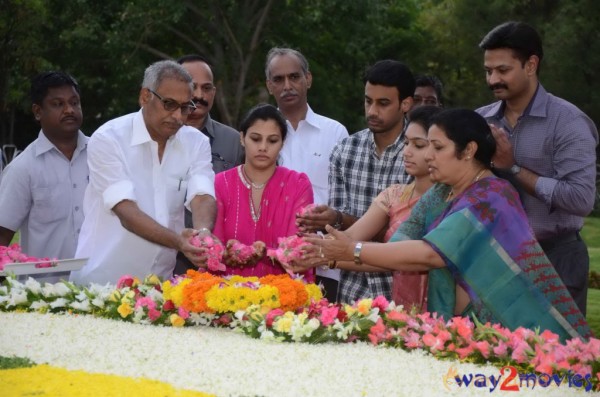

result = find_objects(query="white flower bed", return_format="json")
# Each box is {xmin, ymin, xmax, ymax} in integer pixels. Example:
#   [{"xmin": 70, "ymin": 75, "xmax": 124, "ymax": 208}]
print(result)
[{"xmin": 1, "ymin": 312, "xmax": 587, "ymax": 396}]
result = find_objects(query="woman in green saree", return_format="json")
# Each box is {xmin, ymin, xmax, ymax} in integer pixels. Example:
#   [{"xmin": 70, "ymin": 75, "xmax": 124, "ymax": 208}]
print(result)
[{"xmin": 291, "ymin": 108, "xmax": 590, "ymax": 341}]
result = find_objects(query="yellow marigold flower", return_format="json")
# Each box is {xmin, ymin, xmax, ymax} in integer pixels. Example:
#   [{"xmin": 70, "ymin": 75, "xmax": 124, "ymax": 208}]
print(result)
[
  {"xmin": 169, "ymin": 314, "xmax": 185, "ymax": 327},
  {"xmin": 357, "ymin": 298, "xmax": 373, "ymax": 315},
  {"xmin": 305, "ymin": 284, "xmax": 323, "ymax": 303},
  {"xmin": 163, "ymin": 279, "xmax": 191, "ymax": 307},
  {"xmin": 229, "ymin": 275, "xmax": 258, "ymax": 283},
  {"xmin": 117, "ymin": 302, "xmax": 133, "ymax": 318}
]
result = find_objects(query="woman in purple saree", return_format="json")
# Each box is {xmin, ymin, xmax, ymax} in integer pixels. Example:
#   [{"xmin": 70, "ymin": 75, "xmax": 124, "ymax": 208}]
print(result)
[{"xmin": 292, "ymin": 109, "xmax": 590, "ymax": 341}]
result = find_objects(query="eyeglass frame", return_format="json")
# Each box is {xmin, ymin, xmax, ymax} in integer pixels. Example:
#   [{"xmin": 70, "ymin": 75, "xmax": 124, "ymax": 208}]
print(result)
[{"xmin": 147, "ymin": 88, "xmax": 197, "ymax": 115}]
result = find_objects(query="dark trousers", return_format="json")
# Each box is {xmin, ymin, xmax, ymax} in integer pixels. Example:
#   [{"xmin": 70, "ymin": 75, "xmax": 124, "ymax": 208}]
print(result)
[
  {"xmin": 539, "ymin": 232, "xmax": 588, "ymax": 316},
  {"xmin": 174, "ymin": 209, "xmax": 195, "ymax": 276},
  {"xmin": 316, "ymin": 275, "xmax": 339, "ymax": 303}
]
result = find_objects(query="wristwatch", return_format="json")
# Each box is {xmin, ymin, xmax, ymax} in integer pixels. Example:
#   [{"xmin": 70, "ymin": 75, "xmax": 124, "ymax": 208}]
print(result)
[
  {"xmin": 332, "ymin": 210, "xmax": 344, "ymax": 230},
  {"xmin": 509, "ymin": 164, "xmax": 521, "ymax": 175},
  {"xmin": 353, "ymin": 242, "xmax": 363, "ymax": 265}
]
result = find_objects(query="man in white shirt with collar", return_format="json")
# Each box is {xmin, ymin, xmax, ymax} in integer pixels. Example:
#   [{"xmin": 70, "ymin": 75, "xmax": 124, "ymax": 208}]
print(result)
[
  {"xmin": 71, "ymin": 60, "xmax": 216, "ymax": 285},
  {"xmin": 0, "ymin": 72, "xmax": 88, "ymax": 276},
  {"xmin": 265, "ymin": 47, "xmax": 348, "ymax": 301}
]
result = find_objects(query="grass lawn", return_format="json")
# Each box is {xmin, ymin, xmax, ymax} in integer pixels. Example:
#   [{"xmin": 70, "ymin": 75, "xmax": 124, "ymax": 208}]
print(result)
[{"xmin": 581, "ymin": 216, "xmax": 600, "ymax": 336}]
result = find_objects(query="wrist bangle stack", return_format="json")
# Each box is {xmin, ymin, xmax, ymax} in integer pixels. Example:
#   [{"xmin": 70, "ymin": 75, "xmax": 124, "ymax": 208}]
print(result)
[{"xmin": 327, "ymin": 260, "xmax": 337, "ymax": 269}]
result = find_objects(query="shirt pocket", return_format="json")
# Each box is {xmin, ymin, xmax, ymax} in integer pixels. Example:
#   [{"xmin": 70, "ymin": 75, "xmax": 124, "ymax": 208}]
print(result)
[
  {"xmin": 31, "ymin": 187, "xmax": 69, "ymax": 224},
  {"xmin": 165, "ymin": 177, "xmax": 188, "ymax": 215}
]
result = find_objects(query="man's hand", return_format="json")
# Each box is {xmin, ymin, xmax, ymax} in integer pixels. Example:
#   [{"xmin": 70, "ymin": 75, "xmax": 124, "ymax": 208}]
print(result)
[
  {"xmin": 178, "ymin": 228, "xmax": 208, "ymax": 268},
  {"xmin": 489, "ymin": 124, "xmax": 515, "ymax": 169},
  {"xmin": 296, "ymin": 204, "xmax": 338, "ymax": 233}
]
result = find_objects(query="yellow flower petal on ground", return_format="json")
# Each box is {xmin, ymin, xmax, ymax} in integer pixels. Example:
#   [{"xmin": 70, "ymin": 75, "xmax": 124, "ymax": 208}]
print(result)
[{"xmin": 0, "ymin": 365, "xmax": 214, "ymax": 397}]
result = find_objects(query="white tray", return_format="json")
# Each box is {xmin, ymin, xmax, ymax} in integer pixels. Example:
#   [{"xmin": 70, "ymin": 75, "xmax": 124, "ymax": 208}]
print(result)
[{"xmin": 0, "ymin": 258, "xmax": 88, "ymax": 276}]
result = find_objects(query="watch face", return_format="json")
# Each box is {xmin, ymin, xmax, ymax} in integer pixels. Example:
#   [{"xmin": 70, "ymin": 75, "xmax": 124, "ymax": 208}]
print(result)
[{"xmin": 510, "ymin": 165, "xmax": 521, "ymax": 175}]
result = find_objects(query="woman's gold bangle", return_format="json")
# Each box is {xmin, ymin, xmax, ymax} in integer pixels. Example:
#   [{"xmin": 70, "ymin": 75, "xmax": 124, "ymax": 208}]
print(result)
[{"xmin": 328, "ymin": 260, "xmax": 337, "ymax": 269}]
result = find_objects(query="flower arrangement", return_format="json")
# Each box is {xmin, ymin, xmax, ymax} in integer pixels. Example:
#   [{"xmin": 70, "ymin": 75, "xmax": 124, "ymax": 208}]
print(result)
[
  {"xmin": 0, "ymin": 244, "xmax": 55, "ymax": 271},
  {"xmin": 1, "ymin": 274, "xmax": 599, "ymax": 391}
]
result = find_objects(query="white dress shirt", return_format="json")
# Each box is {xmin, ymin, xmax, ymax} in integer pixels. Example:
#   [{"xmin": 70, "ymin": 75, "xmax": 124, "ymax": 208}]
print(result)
[
  {"xmin": 278, "ymin": 105, "xmax": 348, "ymax": 205},
  {"xmin": 278, "ymin": 105, "xmax": 348, "ymax": 280},
  {"xmin": 0, "ymin": 130, "xmax": 88, "ymax": 260},
  {"xmin": 70, "ymin": 110, "xmax": 214, "ymax": 285}
]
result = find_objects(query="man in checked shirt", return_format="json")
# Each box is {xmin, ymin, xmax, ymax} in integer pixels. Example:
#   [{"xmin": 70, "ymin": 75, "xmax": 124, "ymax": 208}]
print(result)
[{"xmin": 297, "ymin": 60, "xmax": 415, "ymax": 303}]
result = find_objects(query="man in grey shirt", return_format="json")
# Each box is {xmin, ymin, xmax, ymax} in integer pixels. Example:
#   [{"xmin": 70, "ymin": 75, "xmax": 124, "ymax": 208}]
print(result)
[
  {"xmin": 174, "ymin": 54, "xmax": 244, "ymax": 274},
  {"xmin": 0, "ymin": 72, "xmax": 88, "ymax": 281},
  {"xmin": 476, "ymin": 21, "xmax": 598, "ymax": 315}
]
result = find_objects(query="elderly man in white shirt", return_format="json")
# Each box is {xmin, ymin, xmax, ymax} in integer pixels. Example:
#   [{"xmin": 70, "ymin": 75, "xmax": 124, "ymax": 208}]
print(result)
[
  {"xmin": 71, "ymin": 60, "xmax": 216, "ymax": 285},
  {"xmin": 0, "ymin": 72, "xmax": 88, "ymax": 281},
  {"xmin": 265, "ymin": 47, "xmax": 349, "ymax": 301}
]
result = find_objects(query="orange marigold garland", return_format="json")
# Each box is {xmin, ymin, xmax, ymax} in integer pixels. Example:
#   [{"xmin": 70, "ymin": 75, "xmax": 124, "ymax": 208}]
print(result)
[
  {"xmin": 180, "ymin": 270, "xmax": 223, "ymax": 313},
  {"xmin": 260, "ymin": 274, "xmax": 309, "ymax": 312}
]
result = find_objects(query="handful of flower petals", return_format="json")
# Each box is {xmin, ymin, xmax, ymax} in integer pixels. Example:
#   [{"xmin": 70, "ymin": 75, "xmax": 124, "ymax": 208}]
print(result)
[
  {"xmin": 189, "ymin": 234, "xmax": 226, "ymax": 272},
  {"xmin": 223, "ymin": 239, "xmax": 266, "ymax": 268},
  {"xmin": 266, "ymin": 235, "xmax": 310, "ymax": 271}
]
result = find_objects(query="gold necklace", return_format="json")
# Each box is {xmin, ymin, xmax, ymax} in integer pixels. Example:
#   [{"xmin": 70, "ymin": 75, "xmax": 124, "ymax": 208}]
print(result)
[
  {"xmin": 238, "ymin": 165, "xmax": 266, "ymax": 189},
  {"xmin": 447, "ymin": 169, "xmax": 488, "ymax": 201}
]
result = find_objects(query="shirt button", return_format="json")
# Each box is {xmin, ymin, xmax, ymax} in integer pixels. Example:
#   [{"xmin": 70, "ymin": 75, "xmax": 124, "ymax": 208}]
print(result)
[
  {"xmin": 75, "ymin": 206, "xmax": 80, "ymax": 211},
  {"xmin": 73, "ymin": 183, "xmax": 77, "ymax": 188},
  {"xmin": 77, "ymin": 229, "xmax": 81, "ymax": 233}
]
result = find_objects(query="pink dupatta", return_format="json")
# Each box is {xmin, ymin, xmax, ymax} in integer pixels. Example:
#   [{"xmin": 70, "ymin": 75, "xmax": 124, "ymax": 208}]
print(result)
[{"xmin": 213, "ymin": 166, "xmax": 314, "ymax": 281}]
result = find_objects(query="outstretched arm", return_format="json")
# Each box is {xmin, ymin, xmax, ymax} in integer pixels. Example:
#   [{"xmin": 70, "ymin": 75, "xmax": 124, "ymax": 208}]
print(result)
[{"xmin": 112, "ymin": 200, "xmax": 205, "ymax": 267}]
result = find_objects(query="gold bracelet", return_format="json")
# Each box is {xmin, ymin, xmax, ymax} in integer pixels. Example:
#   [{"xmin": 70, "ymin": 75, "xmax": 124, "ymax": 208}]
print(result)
[{"xmin": 328, "ymin": 260, "xmax": 337, "ymax": 269}]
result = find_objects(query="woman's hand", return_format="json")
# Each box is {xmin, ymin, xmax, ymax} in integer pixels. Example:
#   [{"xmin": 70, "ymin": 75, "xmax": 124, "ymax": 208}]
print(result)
[
  {"xmin": 296, "ymin": 204, "xmax": 337, "ymax": 233},
  {"xmin": 282, "ymin": 255, "xmax": 327, "ymax": 274},
  {"xmin": 305, "ymin": 225, "xmax": 355, "ymax": 262}
]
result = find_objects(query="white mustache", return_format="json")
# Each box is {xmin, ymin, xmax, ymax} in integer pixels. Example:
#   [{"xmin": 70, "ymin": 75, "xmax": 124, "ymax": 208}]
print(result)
[{"xmin": 280, "ymin": 90, "xmax": 298, "ymax": 98}]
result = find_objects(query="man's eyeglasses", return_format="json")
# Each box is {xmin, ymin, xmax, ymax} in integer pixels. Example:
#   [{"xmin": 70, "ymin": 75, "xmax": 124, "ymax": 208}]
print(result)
[{"xmin": 148, "ymin": 89, "xmax": 197, "ymax": 115}]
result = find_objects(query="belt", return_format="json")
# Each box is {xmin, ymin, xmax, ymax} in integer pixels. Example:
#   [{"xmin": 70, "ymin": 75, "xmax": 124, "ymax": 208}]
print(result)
[{"xmin": 538, "ymin": 231, "xmax": 581, "ymax": 252}]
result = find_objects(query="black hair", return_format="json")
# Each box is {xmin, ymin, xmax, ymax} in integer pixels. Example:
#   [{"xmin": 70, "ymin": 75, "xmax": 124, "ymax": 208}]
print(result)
[
  {"xmin": 30, "ymin": 71, "xmax": 80, "ymax": 106},
  {"xmin": 363, "ymin": 60, "xmax": 415, "ymax": 100},
  {"xmin": 176, "ymin": 54, "xmax": 212, "ymax": 68},
  {"xmin": 430, "ymin": 108, "xmax": 496, "ymax": 167},
  {"xmin": 239, "ymin": 103, "xmax": 288, "ymax": 141},
  {"xmin": 415, "ymin": 75, "xmax": 444, "ymax": 104},
  {"xmin": 407, "ymin": 105, "xmax": 444, "ymax": 132},
  {"xmin": 479, "ymin": 21, "xmax": 543, "ymax": 74}
]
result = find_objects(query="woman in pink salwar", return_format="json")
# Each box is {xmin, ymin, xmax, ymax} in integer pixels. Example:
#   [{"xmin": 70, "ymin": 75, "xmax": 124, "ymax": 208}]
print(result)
[
  {"xmin": 212, "ymin": 104, "xmax": 314, "ymax": 280},
  {"xmin": 340, "ymin": 106, "xmax": 441, "ymax": 310}
]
